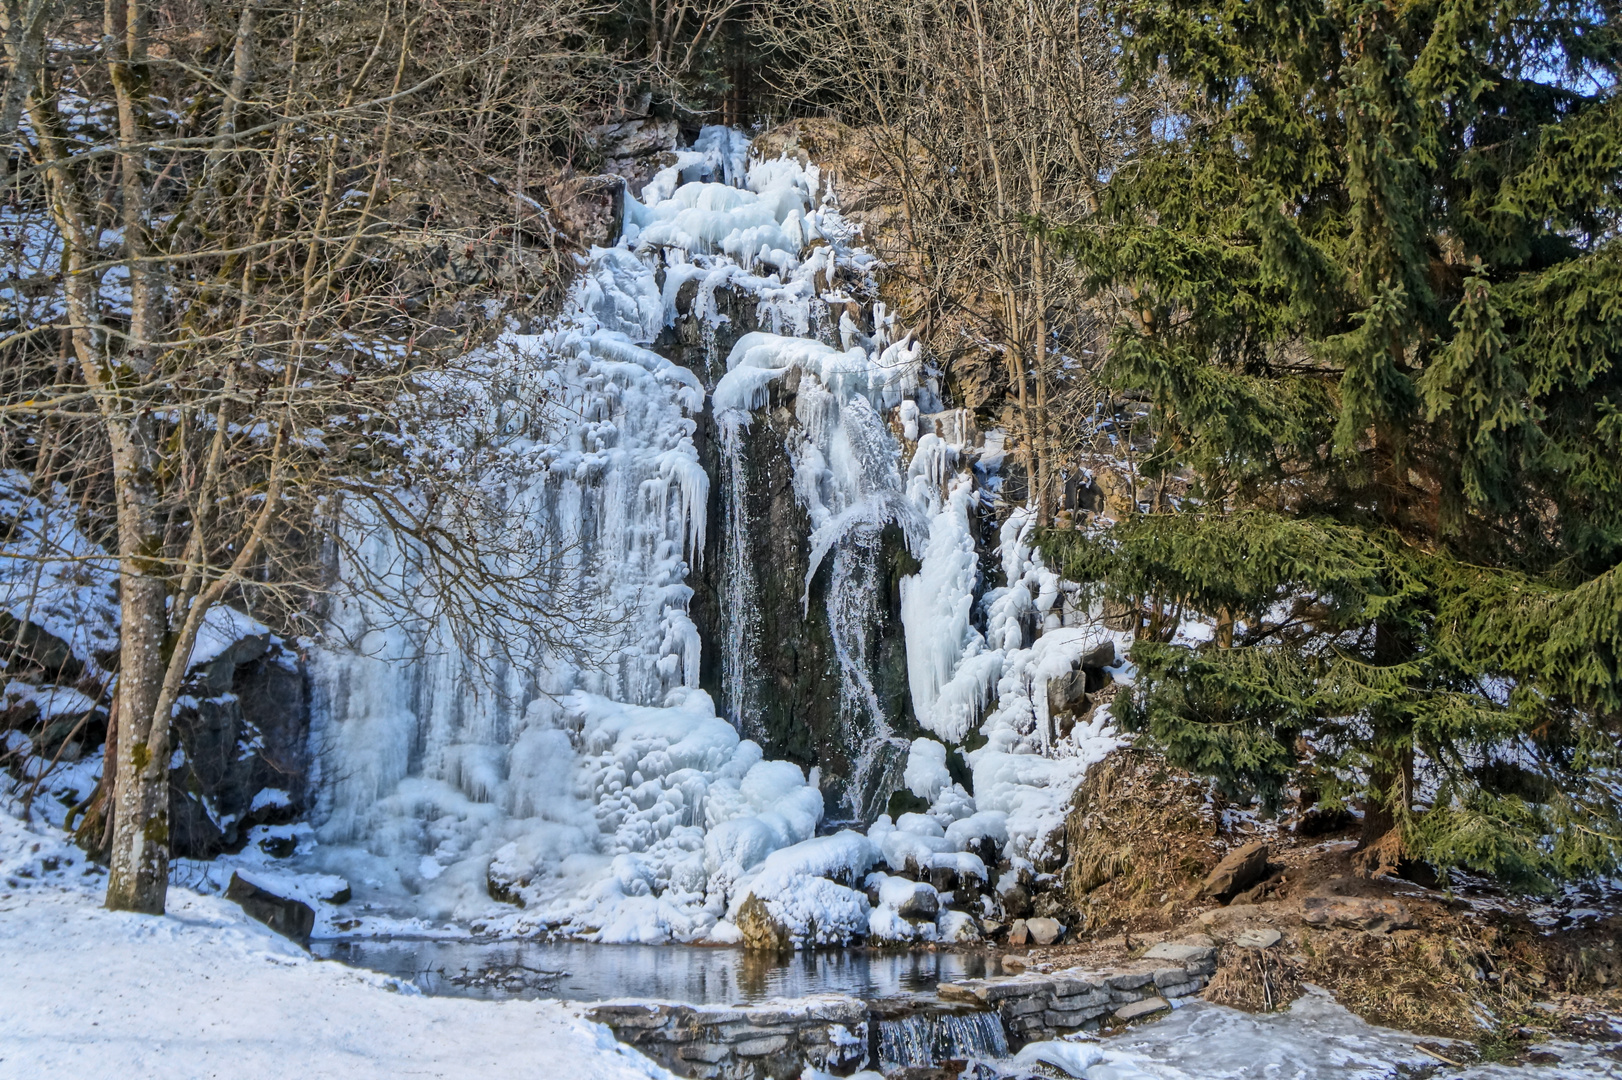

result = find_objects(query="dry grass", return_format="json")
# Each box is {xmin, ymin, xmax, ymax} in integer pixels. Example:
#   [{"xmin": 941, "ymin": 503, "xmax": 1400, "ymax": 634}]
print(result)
[
  {"xmin": 1204, "ymin": 948, "xmax": 1304, "ymax": 1013},
  {"xmin": 1063, "ymin": 748, "xmax": 1222, "ymax": 936},
  {"xmin": 1293, "ymin": 922, "xmax": 1554, "ymax": 1041}
]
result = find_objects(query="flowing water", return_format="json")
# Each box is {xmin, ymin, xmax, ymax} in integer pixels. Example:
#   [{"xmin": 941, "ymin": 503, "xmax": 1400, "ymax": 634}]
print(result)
[{"xmin": 877, "ymin": 1010, "xmax": 1009, "ymax": 1070}]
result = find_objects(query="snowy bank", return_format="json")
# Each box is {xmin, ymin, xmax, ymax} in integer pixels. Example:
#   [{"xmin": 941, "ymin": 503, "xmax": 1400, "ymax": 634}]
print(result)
[{"xmin": 0, "ymin": 805, "xmax": 671, "ymax": 1080}]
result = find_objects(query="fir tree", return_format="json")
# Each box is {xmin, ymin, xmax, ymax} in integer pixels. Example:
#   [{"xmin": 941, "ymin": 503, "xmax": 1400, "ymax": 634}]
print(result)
[{"xmin": 1046, "ymin": 0, "xmax": 1622, "ymax": 888}]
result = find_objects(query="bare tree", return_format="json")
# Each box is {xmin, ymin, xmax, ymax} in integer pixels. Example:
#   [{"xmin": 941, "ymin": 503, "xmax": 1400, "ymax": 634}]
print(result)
[
  {"xmin": 755, "ymin": 0, "xmax": 1154, "ymax": 520},
  {"xmin": 3, "ymin": 0, "xmax": 632, "ymax": 912}
]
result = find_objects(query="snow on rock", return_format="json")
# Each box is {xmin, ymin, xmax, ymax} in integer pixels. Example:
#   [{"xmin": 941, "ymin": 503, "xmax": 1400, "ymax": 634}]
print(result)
[
  {"xmin": 0, "ymin": 801, "xmax": 674, "ymax": 1080},
  {"xmin": 724, "ymin": 831, "xmax": 877, "ymax": 948},
  {"xmin": 865, "ymin": 871, "xmax": 939, "ymax": 943},
  {"xmin": 2, "ymin": 679, "xmax": 98, "ymax": 720},
  {"xmin": 902, "ymin": 737, "xmax": 951, "ymax": 803},
  {"xmin": 936, "ymin": 909, "xmax": 981, "ymax": 943},
  {"xmin": 186, "ymin": 602, "xmax": 271, "ymax": 669},
  {"xmin": 0, "ymin": 470, "xmax": 119, "ymax": 668}
]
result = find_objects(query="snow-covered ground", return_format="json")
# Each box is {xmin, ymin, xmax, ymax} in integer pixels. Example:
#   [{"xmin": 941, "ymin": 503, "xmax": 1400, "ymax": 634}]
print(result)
[{"xmin": 0, "ymin": 802, "xmax": 671, "ymax": 1080}]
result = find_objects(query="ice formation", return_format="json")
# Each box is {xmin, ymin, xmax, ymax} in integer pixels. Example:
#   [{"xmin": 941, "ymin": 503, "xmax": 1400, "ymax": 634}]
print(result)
[{"xmin": 295, "ymin": 126, "xmax": 1130, "ymax": 944}]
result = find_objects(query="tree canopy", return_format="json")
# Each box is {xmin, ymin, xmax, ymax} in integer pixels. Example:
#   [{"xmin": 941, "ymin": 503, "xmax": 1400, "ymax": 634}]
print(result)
[{"xmin": 1046, "ymin": 0, "xmax": 1622, "ymax": 889}]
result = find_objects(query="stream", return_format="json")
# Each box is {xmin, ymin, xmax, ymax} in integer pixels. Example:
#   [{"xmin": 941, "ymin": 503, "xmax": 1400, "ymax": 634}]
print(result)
[
  {"xmin": 313, "ymin": 937, "xmax": 1015, "ymax": 1003},
  {"xmin": 315, "ymin": 940, "xmax": 1621, "ymax": 1079}
]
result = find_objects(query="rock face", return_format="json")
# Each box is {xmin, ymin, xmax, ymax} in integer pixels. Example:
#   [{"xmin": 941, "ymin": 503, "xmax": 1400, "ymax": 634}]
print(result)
[
  {"xmin": 225, "ymin": 871, "xmax": 315, "ymax": 946},
  {"xmin": 1199, "ymin": 841, "xmax": 1270, "ymax": 901},
  {"xmin": 663, "ymin": 285, "xmax": 919, "ymax": 817},
  {"xmin": 169, "ymin": 636, "xmax": 309, "ymax": 859}
]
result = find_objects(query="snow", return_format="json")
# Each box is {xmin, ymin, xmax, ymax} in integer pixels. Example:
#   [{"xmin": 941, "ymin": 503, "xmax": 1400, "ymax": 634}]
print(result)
[
  {"xmin": 0, "ymin": 801, "xmax": 672, "ymax": 1080},
  {"xmin": 903, "ymin": 737, "xmax": 952, "ymax": 802},
  {"xmin": 186, "ymin": 602, "xmax": 271, "ymax": 668},
  {"xmin": 1022, "ymin": 990, "xmax": 1621, "ymax": 1078},
  {"xmin": 864, "ymin": 872, "xmax": 937, "ymax": 943},
  {"xmin": 900, "ymin": 477, "xmax": 984, "ymax": 740},
  {"xmin": 2, "ymin": 679, "xmax": 98, "ymax": 720},
  {"xmin": 0, "ymin": 470, "xmax": 119, "ymax": 668}
]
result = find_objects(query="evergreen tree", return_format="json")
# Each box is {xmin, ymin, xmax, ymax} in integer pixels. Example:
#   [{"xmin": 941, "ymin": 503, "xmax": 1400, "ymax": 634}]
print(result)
[{"xmin": 1046, "ymin": 0, "xmax": 1622, "ymax": 888}]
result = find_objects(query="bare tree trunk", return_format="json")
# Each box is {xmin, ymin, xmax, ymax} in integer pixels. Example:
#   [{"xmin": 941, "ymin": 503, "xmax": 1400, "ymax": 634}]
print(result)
[
  {"xmin": 0, "ymin": 0, "xmax": 54, "ymax": 182},
  {"xmin": 104, "ymin": 438, "xmax": 170, "ymax": 912}
]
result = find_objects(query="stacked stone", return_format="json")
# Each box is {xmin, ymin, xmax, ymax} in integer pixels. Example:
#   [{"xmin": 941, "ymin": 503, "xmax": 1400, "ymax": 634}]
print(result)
[
  {"xmin": 585, "ymin": 996, "xmax": 869, "ymax": 1080},
  {"xmin": 935, "ymin": 942, "xmax": 1217, "ymax": 1040}
]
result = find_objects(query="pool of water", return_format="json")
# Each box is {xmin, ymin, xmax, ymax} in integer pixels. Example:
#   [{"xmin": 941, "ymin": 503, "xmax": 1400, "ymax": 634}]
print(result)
[{"xmin": 313, "ymin": 938, "xmax": 1017, "ymax": 1005}]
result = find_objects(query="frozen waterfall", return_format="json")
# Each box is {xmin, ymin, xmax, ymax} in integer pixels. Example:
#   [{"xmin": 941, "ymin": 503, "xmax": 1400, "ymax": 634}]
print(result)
[{"xmin": 299, "ymin": 127, "xmax": 1128, "ymax": 945}]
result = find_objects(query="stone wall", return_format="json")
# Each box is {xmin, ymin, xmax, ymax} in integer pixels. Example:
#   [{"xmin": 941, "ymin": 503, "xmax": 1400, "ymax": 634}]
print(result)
[
  {"xmin": 935, "ymin": 942, "xmax": 1218, "ymax": 1041},
  {"xmin": 586, "ymin": 995, "xmax": 869, "ymax": 1080},
  {"xmin": 588, "ymin": 944, "xmax": 1219, "ymax": 1078}
]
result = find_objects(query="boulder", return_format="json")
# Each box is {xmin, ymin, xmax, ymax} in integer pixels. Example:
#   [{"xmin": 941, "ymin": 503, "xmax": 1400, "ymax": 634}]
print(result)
[
  {"xmin": 1007, "ymin": 918, "xmax": 1029, "ymax": 946},
  {"xmin": 1026, "ymin": 917, "xmax": 1064, "ymax": 946},
  {"xmin": 1046, "ymin": 669, "xmax": 1090, "ymax": 718},
  {"xmin": 1142, "ymin": 941, "xmax": 1216, "ymax": 965},
  {"xmin": 736, "ymin": 893, "xmax": 792, "ymax": 952},
  {"xmin": 1199, "ymin": 841, "xmax": 1270, "ymax": 901},
  {"xmin": 937, "ymin": 910, "xmax": 982, "ymax": 943},
  {"xmin": 1079, "ymin": 639, "xmax": 1118, "ymax": 672},
  {"xmin": 1234, "ymin": 928, "xmax": 1283, "ymax": 949},
  {"xmin": 1301, "ymin": 896, "xmax": 1414, "ymax": 933},
  {"xmin": 226, "ymin": 872, "xmax": 314, "ymax": 946},
  {"xmin": 1001, "ymin": 882, "xmax": 1033, "ymax": 919},
  {"xmin": 894, "ymin": 881, "xmax": 940, "ymax": 921}
]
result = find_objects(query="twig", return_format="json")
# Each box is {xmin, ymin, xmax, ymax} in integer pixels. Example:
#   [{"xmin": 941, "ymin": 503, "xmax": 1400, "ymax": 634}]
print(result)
[{"xmin": 1416, "ymin": 1044, "xmax": 1463, "ymax": 1067}]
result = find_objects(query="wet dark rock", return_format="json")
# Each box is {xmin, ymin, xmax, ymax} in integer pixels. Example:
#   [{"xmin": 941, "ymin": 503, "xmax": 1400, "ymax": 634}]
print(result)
[
  {"xmin": 169, "ymin": 636, "xmax": 309, "ymax": 859},
  {"xmin": 671, "ymin": 289, "xmax": 919, "ymax": 817},
  {"xmin": 257, "ymin": 832, "xmax": 298, "ymax": 859},
  {"xmin": 1001, "ymin": 884, "xmax": 1033, "ymax": 919},
  {"xmin": 226, "ymin": 871, "xmax": 314, "ymax": 946}
]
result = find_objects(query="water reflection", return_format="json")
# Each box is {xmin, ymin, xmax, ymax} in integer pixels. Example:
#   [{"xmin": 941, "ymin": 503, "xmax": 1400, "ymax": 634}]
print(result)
[{"xmin": 313, "ymin": 938, "xmax": 1009, "ymax": 1005}]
